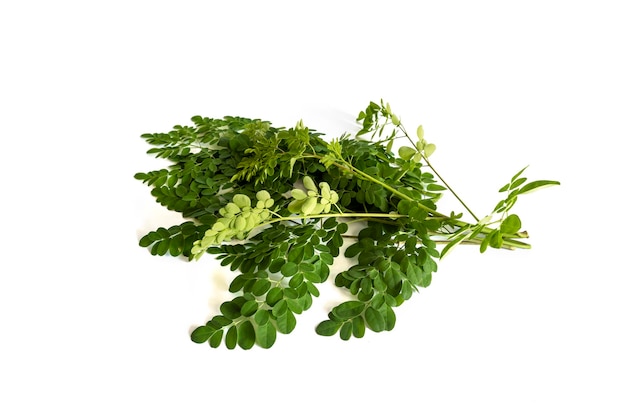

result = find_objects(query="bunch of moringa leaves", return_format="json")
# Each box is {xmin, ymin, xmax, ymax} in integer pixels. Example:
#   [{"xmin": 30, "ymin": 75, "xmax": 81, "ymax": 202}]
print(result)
[{"xmin": 135, "ymin": 100, "xmax": 559, "ymax": 349}]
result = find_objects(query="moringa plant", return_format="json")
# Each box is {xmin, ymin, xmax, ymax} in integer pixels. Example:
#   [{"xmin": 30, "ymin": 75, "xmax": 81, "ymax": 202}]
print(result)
[{"xmin": 135, "ymin": 100, "xmax": 559, "ymax": 349}]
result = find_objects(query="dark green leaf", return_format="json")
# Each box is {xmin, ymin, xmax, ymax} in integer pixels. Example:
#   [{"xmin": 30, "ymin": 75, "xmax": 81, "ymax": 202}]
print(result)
[
  {"xmin": 316, "ymin": 320, "xmax": 341, "ymax": 336},
  {"xmin": 265, "ymin": 287, "xmax": 283, "ymax": 306},
  {"xmin": 139, "ymin": 234, "xmax": 155, "ymax": 248},
  {"xmin": 156, "ymin": 239, "xmax": 169, "ymax": 256},
  {"xmin": 352, "ymin": 316, "xmax": 366, "ymax": 338},
  {"xmin": 344, "ymin": 242, "xmax": 362, "ymax": 258},
  {"xmin": 208, "ymin": 329, "xmax": 223, "ymax": 348},
  {"xmin": 190, "ymin": 326, "xmax": 214, "ymax": 343},
  {"xmin": 323, "ymin": 217, "xmax": 338, "ymax": 230},
  {"xmin": 256, "ymin": 322, "xmax": 277, "ymax": 348},
  {"xmin": 225, "ymin": 325, "xmax": 238, "ymax": 349},
  {"xmin": 340, "ymin": 322, "xmax": 353, "ymax": 341},
  {"xmin": 269, "ymin": 258, "xmax": 285, "ymax": 273},
  {"xmin": 220, "ymin": 301, "xmax": 241, "ymax": 320},
  {"xmin": 237, "ymin": 320, "xmax": 256, "ymax": 350}
]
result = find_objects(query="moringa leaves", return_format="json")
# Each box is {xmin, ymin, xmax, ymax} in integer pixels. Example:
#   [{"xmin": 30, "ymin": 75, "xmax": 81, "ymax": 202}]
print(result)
[{"xmin": 136, "ymin": 100, "xmax": 559, "ymax": 348}]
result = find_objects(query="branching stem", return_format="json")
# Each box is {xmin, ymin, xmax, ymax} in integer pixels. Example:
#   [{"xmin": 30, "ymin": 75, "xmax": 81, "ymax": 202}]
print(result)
[{"xmin": 397, "ymin": 125, "xmax": 480, "ymax": 222}]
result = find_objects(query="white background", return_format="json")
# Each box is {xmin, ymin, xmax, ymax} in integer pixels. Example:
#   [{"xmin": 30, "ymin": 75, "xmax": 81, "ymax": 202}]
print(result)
[{"xmin": 2, "ymin": 1, "xmax": 625, "ymax": 415}]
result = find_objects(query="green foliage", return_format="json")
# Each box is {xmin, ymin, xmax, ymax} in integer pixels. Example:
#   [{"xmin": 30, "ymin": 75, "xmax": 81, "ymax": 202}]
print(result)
[{"xmin": 137, "ymin": 100, "xmax": 559, "ymax": 348}]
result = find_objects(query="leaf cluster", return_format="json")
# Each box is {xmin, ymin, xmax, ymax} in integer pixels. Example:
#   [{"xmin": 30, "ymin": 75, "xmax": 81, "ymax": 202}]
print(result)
[{"xmin": 136, "ymin": 100, "xmax": 559, "ymax": 348}]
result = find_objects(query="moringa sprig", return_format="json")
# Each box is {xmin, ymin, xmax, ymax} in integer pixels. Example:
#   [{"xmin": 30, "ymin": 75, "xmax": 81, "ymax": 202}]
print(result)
[{"xmin": 135, "ymin": 99, "xmax": 559, "ymax": 349}]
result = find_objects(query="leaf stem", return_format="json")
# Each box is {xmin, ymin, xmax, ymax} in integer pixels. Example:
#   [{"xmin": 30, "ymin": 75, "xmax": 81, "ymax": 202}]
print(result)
[
  {"xmin": 432, "ymin": 238, "xmax": 531, "ymax": 251},
  {"xmin": 397, "ymin": 124, "xmax": 480, "ymax": 222},
  {"xmin": 422, "ymin": 155, "xmax": 480, "ymax": 222}
]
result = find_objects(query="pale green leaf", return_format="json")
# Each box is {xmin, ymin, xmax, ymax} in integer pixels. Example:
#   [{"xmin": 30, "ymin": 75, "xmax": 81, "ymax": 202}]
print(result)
[{"xmin": 518, "ymin": 180, "xmax": 560, "ymax": 195}]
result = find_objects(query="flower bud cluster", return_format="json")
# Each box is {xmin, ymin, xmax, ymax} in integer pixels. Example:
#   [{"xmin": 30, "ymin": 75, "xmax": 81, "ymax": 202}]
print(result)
[
  {"xmin": 191, "ymin": 191, "xmax": 274, "ymax": 259},
  {"xmin": 288, "ymin": 176, "xmax": 339, "ymax": 215}
]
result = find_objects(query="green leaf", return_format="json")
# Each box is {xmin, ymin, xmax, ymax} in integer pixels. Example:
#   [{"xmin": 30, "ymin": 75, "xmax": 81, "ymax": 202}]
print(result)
[
  {"xmin": 287, "ymin": 246, "xmax": 305, "ymax": 263},
  {"xmin": 416, "ymin": 125, "xmax": 424, "ymax": 141},
  {"xmin": 240, "ymin": 300, "xmax": 258, "ymax": 317},
  {"xmin": 269, "ymin": 258, "xmax": 285, "ymax": 273},
  {"xmin": 251, "ymin": 279, "xmax": 271, "ymax": 296},
  {"xmin": 340, "ymin": 322, "xmax": 353, "ymax": 341},
  {"xmin": 518, "ymin": 180, "xmax": 560, "ymax": 195},
  {"xmin": 364, "ymin": 307, "xmax": 385, "ymax": 332},
  {"xmin": 220, "ymin": 301, "xmax": 241, "ymax": 320},
  {"xmin": 208, "ymin": 329, "xmax": 223, "ymax": 348},
  {"xmin": 256, "ymin": 322, "xmax": 277, "ymax": 348},
  {"xmin": 281, "ymin": 262, "xmax": 298, "ymax": 277},
  {"xmin": 509, "ymin": 177, "xmax": 527, "ymax": 189},
  {"xmin": 336, "ymin": 222, "xmax": 349, "ymax": 234},
  {"xmin": 427, "ymin": 183, "xmax": 447, "ymax": 191},
  {"xmin": 423, "ymin": 143, "xmax": 436, "ymax": 158},
  {"xmin": 510, "ymin": 165, "xmax": 529, "ymax": 183},
  {"xmin": 500, "ymin": 214, "xmax": 522, "ymax": 235},
  {"xmin": 265, "ymin": 287, "xmax": 283, "ymax": 306},
  {"xmin": 272, "ymin": 299, "xmax": 288, "ymax": 316},
  {"xmin": 398, "ymin": 146, "xmax": 416, "ymax": 161},
  {"xmin": 344, "ymin": 242, "xmax": 362, "ymax": 258},
  {"xmin": 276, "ymin": 309, "xmax": 297, "ymax": 334},
  {"xmin": 254, "ymin": 309, "xmax": 270, "ymax": 326},
  {"xmin": 288, "ymin": 273, "xmax": 304, "ymax": 289},
  {"xmin": 323, "ymin": 217, "xmax": 338, "ymax": 230},
  {"xmin": 237, "ymin": 321, "xmax": 256, "ymax": 350},
  {"xmin": 401, "ymin": 280, "xmax": 414, "ymax": 300},
  {"xmin": 316, "ymin": 320, "xmax": 341, "ymax": 336},
  {"xmin": 286, "ymin": 298, "xmax": 303, "ymax": 314},
  {"xmin": 190, "ymin": 325, "xmax": 214, "ymax": 343},
  {"xmin": 480, "ymin": 230, "xmax": 494, "ymax": 253},
  {"xmin": 489, "ymin": 230, "xmax": 504, "ymax": 249},
  {"xmin": 383, "ymin": 305, "xmax": 396, "ymax": 331},
  {"xmin": 139, "ymin": 234, "xmax": 155, "ymax": 248},
  {"xmin": 332, "ymin": 301, "xmax": 365, "ymax": 320},
  {"xmin": 352, "ymin": 316, "xmax": 366, "ymax": 338},
  {"xmin": 225, "ymin": 326, "xmax": 238, "ymax": 349}
]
